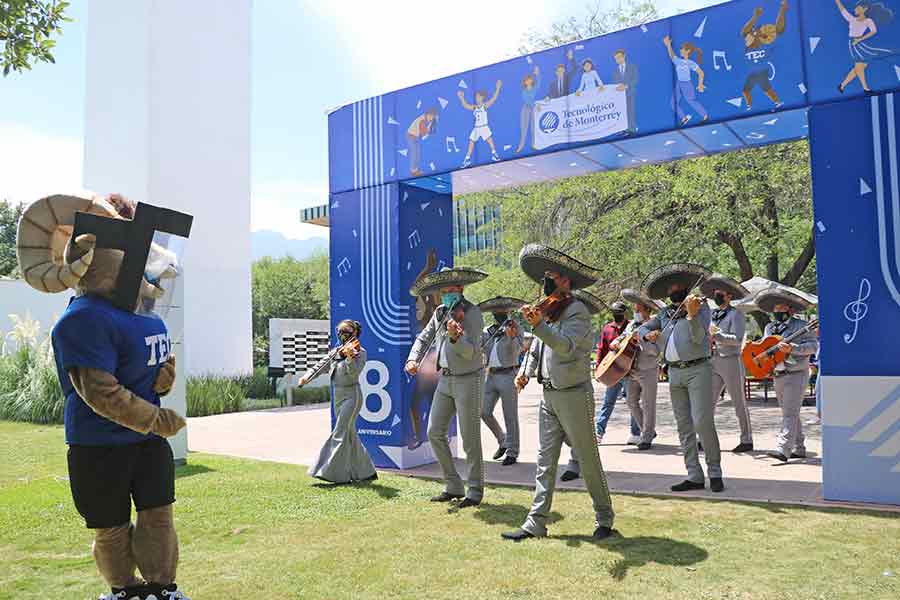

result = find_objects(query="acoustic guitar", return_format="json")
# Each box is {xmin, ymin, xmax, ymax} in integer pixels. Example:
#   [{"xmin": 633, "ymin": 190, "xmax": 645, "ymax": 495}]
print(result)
[
  {"xmin": 741, "ymin": 318, "xmax": 818, "ymax": 379},
  {"xmin": 594, "ymin": 334, "xmax": 640, "ymax": 386}
]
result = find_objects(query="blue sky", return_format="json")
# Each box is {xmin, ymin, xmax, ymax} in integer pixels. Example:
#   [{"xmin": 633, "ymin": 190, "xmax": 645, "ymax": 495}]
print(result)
[{"xmin": 0, "ymin": 0, "xmax": 717, "ymax": 240}]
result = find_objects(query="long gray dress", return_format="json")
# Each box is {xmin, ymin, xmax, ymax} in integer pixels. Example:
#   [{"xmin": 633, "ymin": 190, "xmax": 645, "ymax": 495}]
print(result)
[{"xmin": 308, "ymin": 348, "xmax": 377, "ymax": 483}]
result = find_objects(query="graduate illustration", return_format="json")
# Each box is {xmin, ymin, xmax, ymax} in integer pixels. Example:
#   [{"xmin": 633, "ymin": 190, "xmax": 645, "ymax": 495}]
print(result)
[
  {"xmin": 458, "ymin": 80, "xmax": 502, "ymax": 168},
  {"xmin": 516, "ymin": 66, "xmax": 540, "ymax": 153},
  {"xmin": 664, "ymin": 35, "xmax": 709, "ymax": 126},
  {"xmin": 740, "ymin": 0, "xmax": 789, "ymax": 111},
  {"xmin": 575, "ymin": 58, "xmax": 604, "ymax": 95},
  {"xmin": 836, "ymin": 1, "xmax": 896, "ymax": 94}
]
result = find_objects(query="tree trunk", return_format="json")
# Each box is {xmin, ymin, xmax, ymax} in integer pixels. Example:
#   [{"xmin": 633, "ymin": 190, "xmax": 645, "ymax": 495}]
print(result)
[
  {"xmin": 716, "ymin": 230, "xmax": 754, "ymax": 281},
  {"xmin": 781, "ymin": 227, "xmax": 816, "ymax": 286},
  {"xmin": 763, "ymin": 196, "xmax": 780, "ymax": 281}
]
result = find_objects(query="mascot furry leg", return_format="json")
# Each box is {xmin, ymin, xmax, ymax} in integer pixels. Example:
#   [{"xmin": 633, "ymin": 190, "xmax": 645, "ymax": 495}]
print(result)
[{"xmin": 17, "ymin": 193, "xmax": 192, "ymax": 600}]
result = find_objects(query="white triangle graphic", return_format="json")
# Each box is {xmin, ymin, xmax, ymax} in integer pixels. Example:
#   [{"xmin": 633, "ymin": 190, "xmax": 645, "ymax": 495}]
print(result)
[
  {"xmin": 799, "ymin": 83, "xmax": 808, "ymax": 94},
  {"xmin": 727, "ymin": 97, "xmax": 744, "ymax": 108},
  {"xmin": 895, "ymin": 65, "xmax": 900, "ymax": 81},
  {"xmin": 664, "ymin": 140, "xmax": 676, "ymax": 146},
  {"xmin": 640, "ymin": 24, "xmax": 648, "ymax": 33},
  {"xmin": 438, "ymin": 96, "xmax": 449, "ymax": 109},
  {"xmin": 809, "ymin": 37, "xmax": 821, "ymax": 54},
  {"xmin": 694, "ymin": 16, "xmax": 707, "ymax": 38},
  {"xmin": 398, "ymin": 149, "xmax": 408, "ymax": 156},
  {"xmin": 387, "ymin": 116, "xmax": 399, "ymax": 126},
  {"xmin": 458, "ymin": 79, "xmax": 468, "ymax": 89},
  {"xmin": 416, "ymin": 99, "xmax": 422, "ymax": 109},
  {"xmin": 420, "ymin": 202, "xmax": 431, "ymax": 210},
  {"xmin": 764, "ymin": 118, "xmax": 778, "ymax": 126},
  {"xmin": 860, "ymin": 178, "xmax": 873, "ymax": 196},
  {"xmin": 379, "ymin": 445, "xmax": 404, "ymax": 469},
  {"xmin": 391, "ymin": 415, "xmax": 401, "ymax": 427}
]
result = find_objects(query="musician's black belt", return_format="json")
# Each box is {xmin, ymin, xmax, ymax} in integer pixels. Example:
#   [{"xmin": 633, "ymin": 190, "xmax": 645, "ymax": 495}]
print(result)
[
  {"xmin": 541, "ymin": 379, "xmax": 587, "ymax": 391},
  {"xmin": 667, "ymin": 357, "xmax": 708, "ymax": 370},
  {"xmin": 488, "ymin": 366, "xmax": 517, "ymax": 374},
  {"xmin": 440, "ymin": 368, "xmax": 483, "ymax": 377}
]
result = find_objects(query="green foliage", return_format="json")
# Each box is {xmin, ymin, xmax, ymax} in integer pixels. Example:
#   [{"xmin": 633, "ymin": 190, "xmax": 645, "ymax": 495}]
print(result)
[
  {"xmin": 252, "ymin": 253, "xmax": 330, "ymax": 367},
  {"xmin": 0, "ymin": 0, "xmax": 71, "ymax": 76},
  {"xmin": 0, "ymin": 315, "xmax": 64, "ymax": 424},
  {"xmin": 287, "ymin": 385, "xmax": 330, "ymax": 406},
  {"xmin": 234, "ymin": 366, "xmax": 273, "ymax": 400},
  {"xmin": 0, "ymin": 199, "xmax": 24, "ymax": 277},
  {"xmin": 186, "ymin": 375, "xmax": 245, "ymax": 417}
]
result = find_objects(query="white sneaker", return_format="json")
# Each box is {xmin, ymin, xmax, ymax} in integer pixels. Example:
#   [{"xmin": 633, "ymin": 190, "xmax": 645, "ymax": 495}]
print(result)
[
  {"xmin": 99, "ymin": 592, "xmax": 136, "ymax": 600},
  {"xmin": 626, "ymin": 434, "xmax": 641, "ymax": 445},
  {"xmin": 595, "ymin": 433, "xmax": 603, "ymax": 445},
  {"xmin": 162, "ymin": 590, "xmax": 191, "ymax": 600}
]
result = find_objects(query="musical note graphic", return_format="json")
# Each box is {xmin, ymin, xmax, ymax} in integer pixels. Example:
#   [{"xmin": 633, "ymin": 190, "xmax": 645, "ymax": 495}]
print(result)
[
  {"xmin": 844, "ymin": 278, "xmax": 871, "ymax": 344},
  {"xmin": 408, "ymin": 229, "xmax": 422, "ymax": 248},
  {"xmin": 747, "ymin": 132, "xmax": 766, "ymax": 140},
  {"xmin": 416, "ymin": 99, "xmax": 422, "ymax": 109},
  {"xmin": 437, "ymin": 259, "xmax": 446, "ymax": 270},
  {"xmin": 337, "ymin": 257, "xmax": 351, "ymax": 277},
  {"xmin": 446, "ymin": 137, "xmax": 461, "ymax": 153},
  {"xmin": 713, "ymin": 50, "xmax": 732, "ymax": 71}
]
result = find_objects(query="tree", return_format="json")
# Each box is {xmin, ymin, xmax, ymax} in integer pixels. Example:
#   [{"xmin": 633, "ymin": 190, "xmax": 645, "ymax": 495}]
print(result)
[
  {"xmin": 0, "ymin": 199, "xmax": 24, "ymax": 277},
  {"xmin": 1, "ymin": 0, "xmax": 70, "ymax": 76}
]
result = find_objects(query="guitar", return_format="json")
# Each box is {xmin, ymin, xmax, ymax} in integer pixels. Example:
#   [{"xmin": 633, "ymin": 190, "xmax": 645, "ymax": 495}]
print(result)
[
  {"xmin": 594, "ymin": 333, "xmax": 640, "ymax": 386},
  {"xmin": 741, "ymin": 318, "xmax": 818, "ymax": 379}
]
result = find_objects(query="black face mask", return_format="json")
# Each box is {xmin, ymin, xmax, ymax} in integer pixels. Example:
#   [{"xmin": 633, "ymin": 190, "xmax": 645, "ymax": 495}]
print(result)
[
  {"xmin": 713, "ymin": 292, "xmax": 727, "ymax": 307},
  {"xmin": 669, "ymin": 289, "xmax": 688, "ymax": 305},
  {"xmin": 773, "ymin": 311, "xmax": 790, "ymax": 323},
  {"xmin": 338, "ymin": 330, "xmax": 354, "ymax": 343},
  {"xmin": 542, "ymin": 276, "xmax": 558, "ymax": 296},
  {"xmin": 613, "ymin": 313, "xmax": 625, "ymax": 324},
  {"xmin": 494, "ymin": 313, "xmax": 507, "ymax": 325}
]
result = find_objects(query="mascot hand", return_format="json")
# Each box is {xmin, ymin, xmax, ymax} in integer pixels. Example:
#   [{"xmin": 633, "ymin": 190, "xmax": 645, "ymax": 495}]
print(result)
[
  {"xmin": 153, "ymin": 355, "xmax": 177, "ymax": 396},
  {"xmin": 151, "ymin": 408, "xmax": 187, "ymax": 437}
]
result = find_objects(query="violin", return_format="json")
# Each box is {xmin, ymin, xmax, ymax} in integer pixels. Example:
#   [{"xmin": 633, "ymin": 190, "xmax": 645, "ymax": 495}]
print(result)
[
  {"xmin": 298, "ymin": 337, "xmax": 360, "ymax": 387},
  {"xmin": 520, "ymin": 291, "xmax": 569, "ymax": 324}
]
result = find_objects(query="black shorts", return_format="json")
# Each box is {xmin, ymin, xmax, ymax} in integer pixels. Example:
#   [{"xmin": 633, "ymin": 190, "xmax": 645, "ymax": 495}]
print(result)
[
  {"xmin": 743, "ymin": 69, "xmax": 773, "ymax": 93},
  {"xmin": 67, "ymin": 436, "xmax": 175, "ymax": 529}
]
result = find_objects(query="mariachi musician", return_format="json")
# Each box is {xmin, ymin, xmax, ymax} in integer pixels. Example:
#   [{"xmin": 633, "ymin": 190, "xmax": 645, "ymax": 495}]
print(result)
[
  {"xmin": 701, "ymin": 274, "xmax": 755, "ymax": 453},
  {"xmin": 479, "ymin": 297, "xmax": 527, "ymax": 466},
  {"xmin": 306, "ymin": 319, "xmax": 377, "ymax": 484},
  {"xmin": 754, "ymin": 289, "xmax": 818, "ymax": 462},
  {"xmin": 405, "ymin": 267, "xmax": 487, "ymax": 508},
  {"xmin": 503, "ymin": 244, "xmax": 615, "ymax": 542}
]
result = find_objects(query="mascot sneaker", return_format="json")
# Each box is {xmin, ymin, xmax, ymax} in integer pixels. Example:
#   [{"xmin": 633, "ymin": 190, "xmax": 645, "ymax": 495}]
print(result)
[
  {"xmin": 99, "ymin": 588, "xmax": 142, "ymax": 600},
  {"xmin": 145, "ymin": 583, "xmax": 191, "ymax": 600}
]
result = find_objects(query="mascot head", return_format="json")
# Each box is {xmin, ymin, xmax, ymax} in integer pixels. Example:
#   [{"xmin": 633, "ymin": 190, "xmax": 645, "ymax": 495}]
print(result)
[{"xmin": 16, "ymin": 192, "xmax": 192, "ymax": 313}]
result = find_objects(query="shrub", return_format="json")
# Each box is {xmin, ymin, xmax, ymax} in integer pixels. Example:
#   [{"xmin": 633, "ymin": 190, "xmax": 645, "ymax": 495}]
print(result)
[
  {"xmin": 287, "ymin": 385, "xmax": 330, "ymax": 406},
  {"xmin": 186, "ymin": 375, "xmax": 245, "ymax": 417},
  {"xmin": 235, "ymin": 367, "xmax": 273, "ymax": 399},
  {"xmin": 0, "ymin": 315, "xmax": 65, "ymax": 424}
]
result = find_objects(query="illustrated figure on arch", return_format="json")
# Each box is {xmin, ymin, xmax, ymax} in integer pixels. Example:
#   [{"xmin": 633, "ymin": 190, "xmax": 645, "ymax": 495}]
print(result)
[
  {"xmin": 406, "ymin": 107, "xmax": 439, "ymax": 177},
  {"xmin": 740, "ymin": 0, "xmax": 789, "ymax": 111},
  {"xmin": 458, "ymin": 80, "xmax": 502, "ymax": 168},
  {"xmin": 835, "ymin": 1, "xmax": 896, "ymax": 94},
  {"xmin": 664, "ymin": 36, "xmax": 709, "ymax": 126},
  {"xmin": 516, "ymin": 65, "xmax": 540, "ymax": 153}
]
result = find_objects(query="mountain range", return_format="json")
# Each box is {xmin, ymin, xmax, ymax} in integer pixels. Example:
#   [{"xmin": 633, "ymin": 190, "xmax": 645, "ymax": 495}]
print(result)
[{"xmin": 251, "ymin": 229, "xmax": 328, "ymax": 261}]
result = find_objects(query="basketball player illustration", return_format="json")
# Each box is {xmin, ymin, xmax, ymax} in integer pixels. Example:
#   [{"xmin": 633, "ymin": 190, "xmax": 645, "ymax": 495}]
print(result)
[{"xmin": 458, "ymin": 79, "xmax": 502, "ymax": 168}]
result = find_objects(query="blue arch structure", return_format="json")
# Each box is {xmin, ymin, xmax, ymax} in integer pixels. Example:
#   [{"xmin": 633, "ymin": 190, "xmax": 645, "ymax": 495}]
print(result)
[{"xmin": 327, "ymin": 0, "xmax": 900, "ymax": 505}]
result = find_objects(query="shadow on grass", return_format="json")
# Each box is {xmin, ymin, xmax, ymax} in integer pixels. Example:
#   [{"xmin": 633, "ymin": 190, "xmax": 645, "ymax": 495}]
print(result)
[
  {"xmin": 471, "ymin": 503, "xmax": 563, "ymax": 528},
  {"xmin": 175, "ymin": 464, "xmax": 216, "ymax": 479},
  {"xmin": 555, "ymin": 533, "xmax": 709, "ymax": 579},
  {"xmin": 311, "ymin": 480, "xmax": 401, "ymax": 500}
]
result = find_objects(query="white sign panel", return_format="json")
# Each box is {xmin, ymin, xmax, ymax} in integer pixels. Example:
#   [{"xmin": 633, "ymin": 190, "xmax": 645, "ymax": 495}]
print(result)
[{"xmin": 533, "ymin": 88, "xmax": 628, "ymax": 150}]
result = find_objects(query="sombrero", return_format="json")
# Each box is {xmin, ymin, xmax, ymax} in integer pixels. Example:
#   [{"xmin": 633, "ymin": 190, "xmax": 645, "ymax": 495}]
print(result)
[
  {"xmin": 573, "ymin": 289, "xmax": 609, "ymax": 315},
  {"xmin": 478, "ymin": 296, "xmax": 527, "ymax": 314},
  {"xmin": 620, "ymin": 287, "xmax": 664, "ymax": 310},
  {"xmin": 755, "ymin": 288, "xmax": 812, "ymax": 313},
  {"xmin": 409, "ymin": 266, "xmax": 488, "ymax": 297},
  {"xmin": 699, "ymin": 273, "xmax": 749, "ymax": 300},
  {"xmin": 642, "ymin": 262, "xmax": 711, "ymax": 300},
  {"xmin": 518, "ymin": 243, "xmax": 600, "ymax": 290}
]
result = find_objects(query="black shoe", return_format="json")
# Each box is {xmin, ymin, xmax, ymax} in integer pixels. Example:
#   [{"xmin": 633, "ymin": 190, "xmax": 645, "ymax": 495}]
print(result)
[
  {"xmin": 493, "ymin": 446, "xmax": 507, "ymax": 460},
  {"xmin": 637, "ymin": 442, "xmax": 652, "ymax": 451},
  {"xmin": 593, "ymin": 526, "xmax": 616, "ymax": 540},
  {"xmin": 671, "ymin": 480, "xmax": 705, "ymax": 492},
  {"xmin": 732, "ymin": 443, "xmax": 754, "ymax": 453},
  {"xmin": 502, "ymin": 455, "xmax": 517, "ymax": 466},
  {"xmin": 710, "ymin": 477, "xmax": 725, "ymax": 493},
  {"xmin": 458, "ymin": 497, "xmax": 481, "ymax": 509},
  {"xmin": 430, "ymin": 492, "xmax": 464, "ymax": 502},
  {"xmin": 838, "ymin": 83, "xmax": 845, "ymax": 94},
  {"xmin": 790, "ymin": 452, "xmax": 807, "ymax": 459},
  {"xmin": 697, "ymin": 441, "xmax": 704, "ymax": 452},
  {"xmin": 767, "ymin": 451, "xmax": 788, "ymax": 462},
  {"xmin": 501, "ymin": 528, "xmax": 535, "ymax": 541},
  {"xmin": 560, "ymin": 470, "xmax": 580, "ymax": 482}
]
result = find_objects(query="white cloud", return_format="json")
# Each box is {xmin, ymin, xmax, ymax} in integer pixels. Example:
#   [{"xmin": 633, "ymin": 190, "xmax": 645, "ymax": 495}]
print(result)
[
  {"xmin": 0, "ymin": 123, "xmax": 83, "ymax": 205},
  {"xmin": 308, "ymin": 0, "xmax": 553, "ymax": 98},
  {"xmin": 252, "ymin": 179, "xmax": 329, "ymax": 240}
]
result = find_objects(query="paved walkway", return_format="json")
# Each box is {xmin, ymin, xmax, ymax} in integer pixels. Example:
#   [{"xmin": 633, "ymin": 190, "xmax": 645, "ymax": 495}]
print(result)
[{"xmin": 189, "ymin": 380, "xmax": 898, "ymax": 513}]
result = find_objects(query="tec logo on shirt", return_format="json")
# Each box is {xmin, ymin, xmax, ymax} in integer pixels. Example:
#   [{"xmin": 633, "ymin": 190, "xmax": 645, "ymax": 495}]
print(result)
[{"xmin": 145, "ymin": 333, "xmax": 172, "ymax": 367}]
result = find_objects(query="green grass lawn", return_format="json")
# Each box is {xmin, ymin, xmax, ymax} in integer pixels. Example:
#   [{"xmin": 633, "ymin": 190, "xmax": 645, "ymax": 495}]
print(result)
[{"xmin": 1, "ymin": 421, "xmax": 898, "ymax": 600}]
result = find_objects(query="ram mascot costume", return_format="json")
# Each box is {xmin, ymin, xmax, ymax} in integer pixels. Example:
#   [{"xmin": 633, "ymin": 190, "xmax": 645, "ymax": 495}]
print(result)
[{"xmin": 17, "ymin": 192, "xmax": 193, "ymax": 600}]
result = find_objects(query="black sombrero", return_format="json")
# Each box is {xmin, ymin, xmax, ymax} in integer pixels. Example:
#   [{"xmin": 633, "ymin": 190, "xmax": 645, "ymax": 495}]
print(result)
[
  {"xmin": 642, "ymin": 262, "xmax": 711, "ymax": 300},
  {"xmin": 478, "ymin": 296, "xmax": 528, "ymax": 314},
  {"xmin": 518, "ymin": 243, "xmax": 600, "ymax": 290},
  {"xmin": 620, "ymin": 287, "xmax": 665, "ymax": 310},
  {"xmin": 699, "ymin": 273, "xmax": 750, "ymax": 300},
  {"xmin": 408, "ymin": 267, "xmax": 488, "ymax": 297},
  {"xmin": 573, "ymin": 289, "xmax": 609, "ymax": 315},
  {"xmin": 754, "ymin": 288, "xmax": 812, "ymax": 313}
]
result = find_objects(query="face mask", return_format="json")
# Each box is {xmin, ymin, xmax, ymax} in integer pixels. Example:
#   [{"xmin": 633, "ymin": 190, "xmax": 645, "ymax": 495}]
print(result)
[
  {"xmin": 542, "ymin": 276, "xmax": 557, "ymax": 296},
  {"xmin": 669, "ymin": 289, "xmax": 688, "ymax": 305},
  {"xmin": 441, "ymin": 292, "xmax": 462, "ymax": 308},
  {"xmin": 773, "ymin": 311, "xmax": 790, "ymax": 323},
  {"xmin": 494, "ymin": 313, "xmax": 507, "ymax": 325},
  {"xmin": 714, "ymin": 292, "xmax": 727, "ymax": 307},
  {"xmin": 613, "ymin": 313, "xmax": 625, "ymax": 324},
  {"xmin": 338, "ymin": 330, "xmax": 354, "ymax": 343}
]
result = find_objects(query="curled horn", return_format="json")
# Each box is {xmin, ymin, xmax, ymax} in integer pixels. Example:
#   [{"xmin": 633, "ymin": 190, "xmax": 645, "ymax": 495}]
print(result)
[{"xmin": 15, "ymin": 194, "xmax": 118, "ymax": 293}]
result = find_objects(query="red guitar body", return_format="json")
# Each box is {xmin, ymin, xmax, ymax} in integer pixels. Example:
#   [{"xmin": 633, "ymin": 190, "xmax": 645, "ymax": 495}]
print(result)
[
  {"xmin": 594, "ymin": 336, "xmax": 639, "ymax": 386},
  {"xmin": 741, "ymin": 337, "xmax": 785, "ymax": 379}
]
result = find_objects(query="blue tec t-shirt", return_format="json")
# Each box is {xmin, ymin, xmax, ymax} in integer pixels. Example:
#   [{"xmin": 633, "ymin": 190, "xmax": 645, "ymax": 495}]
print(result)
[{"xmin": 52, "ymin": 295, "xmax": 171, "ymax": 446}]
